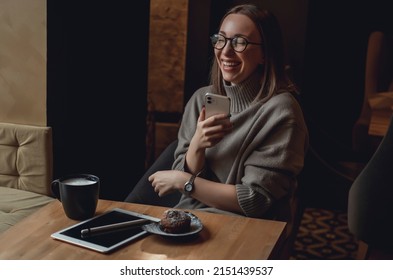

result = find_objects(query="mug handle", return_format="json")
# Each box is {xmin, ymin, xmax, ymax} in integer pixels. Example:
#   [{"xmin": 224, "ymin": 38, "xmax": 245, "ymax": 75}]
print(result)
[{"xmin": 51, "ymin": 179, "xmax": 61, "ymax": 201}]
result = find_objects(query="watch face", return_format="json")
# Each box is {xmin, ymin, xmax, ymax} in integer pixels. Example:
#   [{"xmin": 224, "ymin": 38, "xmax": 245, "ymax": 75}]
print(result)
[{"xmin": 185, "ymin": 183, "xmax": 193, "ymax": 193}]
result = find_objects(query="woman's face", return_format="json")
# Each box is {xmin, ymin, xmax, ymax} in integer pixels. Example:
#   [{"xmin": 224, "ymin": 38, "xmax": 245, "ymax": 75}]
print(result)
[{"xmin": 215, "ymin": 14, "xmax": 264, "ymax": 85}]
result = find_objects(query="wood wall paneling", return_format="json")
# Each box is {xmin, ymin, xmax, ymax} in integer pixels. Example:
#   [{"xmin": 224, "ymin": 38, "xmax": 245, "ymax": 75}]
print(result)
[{"xmin": 148, "ymin": 0, "xmax": 188, "ymax": 114}]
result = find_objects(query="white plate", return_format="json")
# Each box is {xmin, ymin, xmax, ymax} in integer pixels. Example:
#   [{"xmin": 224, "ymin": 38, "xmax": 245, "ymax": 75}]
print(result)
[{"xmin": 142, "ymin": 212, "xmax": 203, "ymax": 237}]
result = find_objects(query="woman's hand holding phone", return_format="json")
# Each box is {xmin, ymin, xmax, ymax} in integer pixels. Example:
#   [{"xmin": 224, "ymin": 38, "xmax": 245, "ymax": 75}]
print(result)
[{"xmin": 191, "ymin": 93, "xmax": 233, "ymax": 149}]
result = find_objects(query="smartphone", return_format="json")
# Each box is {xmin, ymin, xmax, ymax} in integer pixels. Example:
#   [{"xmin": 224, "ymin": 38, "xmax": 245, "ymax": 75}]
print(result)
[{"xmin": 204, "ymin": 93, "xmax": 231, "ymax": 119}]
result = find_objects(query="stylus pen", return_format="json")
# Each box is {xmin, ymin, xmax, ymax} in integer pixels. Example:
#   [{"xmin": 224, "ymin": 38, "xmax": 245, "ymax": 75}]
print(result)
[{"xmin": 81, "ymin": 219, "xmax": 149, "ymax": 237}]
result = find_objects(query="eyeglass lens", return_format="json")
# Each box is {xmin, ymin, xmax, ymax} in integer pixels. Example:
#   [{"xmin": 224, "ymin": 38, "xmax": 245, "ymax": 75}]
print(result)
[{"xmin": 211, "ymin": 34, "xmax": 249, "ymax": 52}]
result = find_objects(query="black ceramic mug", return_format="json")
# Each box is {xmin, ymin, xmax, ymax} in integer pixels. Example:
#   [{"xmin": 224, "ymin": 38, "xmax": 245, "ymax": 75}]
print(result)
[{"xmin": 51, "ymin": 174, "xmax": 100, "ymax": 220}]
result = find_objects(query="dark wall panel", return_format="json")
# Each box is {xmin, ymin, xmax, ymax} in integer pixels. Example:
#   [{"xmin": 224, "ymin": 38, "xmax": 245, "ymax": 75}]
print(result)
[
  {"xmin": 302, "ymin": 0, "xmax": 392, "ymax": 159},
  {"xmin": 47, "ymin": 1, "xmax": 150, "ymax": 200}
]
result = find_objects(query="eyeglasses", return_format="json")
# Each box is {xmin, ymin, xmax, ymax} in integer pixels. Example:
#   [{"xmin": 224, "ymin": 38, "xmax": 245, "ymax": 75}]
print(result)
[{"xmin": 210, "ymin": 34, "xmax": 262, "ymax": 53}]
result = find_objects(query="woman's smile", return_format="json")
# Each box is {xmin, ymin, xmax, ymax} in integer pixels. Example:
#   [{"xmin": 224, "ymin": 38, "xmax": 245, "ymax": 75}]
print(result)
[{"xmin": 221, "ymin": 60, "xmax": 241, "ymax": 70}]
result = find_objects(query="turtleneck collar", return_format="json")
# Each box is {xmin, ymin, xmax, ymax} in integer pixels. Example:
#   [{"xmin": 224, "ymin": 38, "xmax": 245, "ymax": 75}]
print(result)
[{"xmin": 223, "ymin": 71, "xmax": 261, "ymax": 113}]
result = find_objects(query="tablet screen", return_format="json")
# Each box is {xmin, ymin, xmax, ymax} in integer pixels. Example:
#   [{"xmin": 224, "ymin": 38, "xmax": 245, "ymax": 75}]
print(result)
[{"xmin": 51, "ymin": 208, "xmax": 160, "ymax": 253}]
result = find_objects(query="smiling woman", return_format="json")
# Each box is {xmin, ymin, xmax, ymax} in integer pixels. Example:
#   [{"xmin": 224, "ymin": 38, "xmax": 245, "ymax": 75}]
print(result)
[
  {"xmin": 211, "ymin": 13, "xmax": 264, "ymax": 85},
  {"xmin": 129, "ymin": 4, "xmax": 309, "ymax": 245}
]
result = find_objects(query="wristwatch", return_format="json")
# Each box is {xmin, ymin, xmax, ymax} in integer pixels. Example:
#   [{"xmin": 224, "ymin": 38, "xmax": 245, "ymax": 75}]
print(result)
[
  {"xmin": 184, "ymin": 174, "xmax": 197, "ymax": 196},
  {"xmin": 184, "ymin": 169, "xmax": 203, "ymax": 196}
]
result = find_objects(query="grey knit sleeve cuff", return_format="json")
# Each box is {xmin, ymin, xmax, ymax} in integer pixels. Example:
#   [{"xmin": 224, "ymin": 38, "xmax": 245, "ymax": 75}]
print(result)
[{"xmin": 236, "ymin": 184, "xmax": 274, "ymax": 218}]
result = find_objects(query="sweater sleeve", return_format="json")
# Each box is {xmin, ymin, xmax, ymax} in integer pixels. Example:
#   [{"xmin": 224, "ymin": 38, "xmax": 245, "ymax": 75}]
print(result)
[{"xmin": 236, "ymin": 94, "xmax": 308, "ymax": 218}]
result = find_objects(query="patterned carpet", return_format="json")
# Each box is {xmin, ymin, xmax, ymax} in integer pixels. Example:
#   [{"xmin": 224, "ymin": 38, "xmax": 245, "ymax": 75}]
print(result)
[{"xmin": 290, "ymin": 208, "xmax": 359, "ymax": 260}]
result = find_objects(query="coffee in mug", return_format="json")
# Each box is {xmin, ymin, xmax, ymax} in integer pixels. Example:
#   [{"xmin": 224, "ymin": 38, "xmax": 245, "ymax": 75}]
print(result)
[
  {"xmin": 62, "ymin": 177, "xmax": 97, "ymax": 186},
  {"xmin": 51, "ymin": 174, "xmax": 100, "ymax": 220}
]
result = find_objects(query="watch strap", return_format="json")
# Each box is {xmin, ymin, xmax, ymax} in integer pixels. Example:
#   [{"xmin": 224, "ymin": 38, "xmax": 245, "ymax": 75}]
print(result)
[{"xmin": 188, "ymin": 173, "xmax": 198, "ymax": 185}]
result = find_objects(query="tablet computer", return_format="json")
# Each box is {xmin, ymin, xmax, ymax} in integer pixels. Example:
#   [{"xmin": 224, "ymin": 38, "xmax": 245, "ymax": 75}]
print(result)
[{"xmin": 51, "ymin": 208, "xmax": 160, "ymax": 253}]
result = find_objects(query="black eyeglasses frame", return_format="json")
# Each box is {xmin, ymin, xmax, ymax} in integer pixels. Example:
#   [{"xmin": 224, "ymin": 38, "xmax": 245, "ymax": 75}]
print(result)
[{"xmin": 210, "ymin": 34, "xmax": 262, "ymax": 53}]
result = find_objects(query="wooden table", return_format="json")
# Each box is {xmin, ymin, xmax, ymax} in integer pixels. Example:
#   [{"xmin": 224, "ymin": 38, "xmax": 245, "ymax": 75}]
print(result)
[
  {"xmin": 368, "ymin": 109, "xmax": 393, "ymax": 137},
  {"xmin": 0, "ymin": 200, "xmax": 286, "ymax": 260}
]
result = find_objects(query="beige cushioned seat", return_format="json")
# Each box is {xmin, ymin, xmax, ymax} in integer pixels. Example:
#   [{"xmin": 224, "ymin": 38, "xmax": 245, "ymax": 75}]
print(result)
[
  {"xmin": 0, "ymin": 122, "xmax": 55, "ymax": 234},
  {"xmin": 0, "ymin": 187, "xmax": 54, "ymax": 233}
]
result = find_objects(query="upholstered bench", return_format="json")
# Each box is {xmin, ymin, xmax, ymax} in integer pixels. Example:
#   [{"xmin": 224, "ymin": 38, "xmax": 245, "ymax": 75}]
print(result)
[{"xmin": 0, "ymin": 122, "xmax": 55, "ymax": 234}]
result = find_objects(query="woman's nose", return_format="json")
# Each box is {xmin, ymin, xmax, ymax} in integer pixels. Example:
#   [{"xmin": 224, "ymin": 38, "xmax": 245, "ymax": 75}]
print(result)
[{"xmin": 221, "ymin": 42, "xmax": 236, "ymax": 55}]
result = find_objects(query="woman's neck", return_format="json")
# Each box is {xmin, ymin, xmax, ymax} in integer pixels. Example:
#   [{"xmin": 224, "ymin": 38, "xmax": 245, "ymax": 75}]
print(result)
[{"xmin": 223, "ymin": 72, "xmax": 261, "ymax": 113}]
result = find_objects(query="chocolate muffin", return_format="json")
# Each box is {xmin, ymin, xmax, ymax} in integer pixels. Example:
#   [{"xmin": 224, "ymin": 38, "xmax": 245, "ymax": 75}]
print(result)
[{"xmin": 159, "ymin": 209, "xmax": 191, "ymax": 233}]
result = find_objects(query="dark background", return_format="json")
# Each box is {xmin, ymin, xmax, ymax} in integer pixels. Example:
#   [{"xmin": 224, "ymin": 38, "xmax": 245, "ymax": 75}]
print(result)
[
  {"xmin": 47, "ymin": 1, "xmax": 150, "ymax": 200},
  {"xmin": 47, "ymin": 0, "xmax": 392, "ymax": 201}
]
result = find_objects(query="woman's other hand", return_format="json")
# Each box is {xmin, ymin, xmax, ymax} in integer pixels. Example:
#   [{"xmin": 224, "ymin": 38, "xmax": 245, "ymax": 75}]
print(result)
[{"xmin": 148, "ymin": 170, "xmax": 188, "ymax": 197}]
